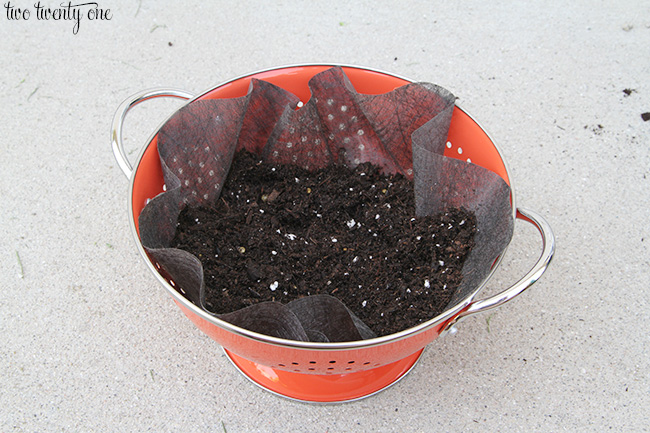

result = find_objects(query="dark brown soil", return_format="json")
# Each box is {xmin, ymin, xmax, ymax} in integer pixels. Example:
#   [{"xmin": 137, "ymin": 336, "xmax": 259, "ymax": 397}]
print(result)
[{"xmin": 171, "ymin": 151, "xmax": 476, "ymax": 336}]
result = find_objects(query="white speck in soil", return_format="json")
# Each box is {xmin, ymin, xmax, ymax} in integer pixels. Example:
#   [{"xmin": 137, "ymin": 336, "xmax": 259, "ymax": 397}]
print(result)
[
  {"xmin": 438, "ymin": 260, "xmax": 445, "ymax": 266},
  {"xmin": 362, "ymin": 300, "xmax": 367, "ymax": 307},
  {"xmin": 331, "ymin": 237, "xmax": 338, "ymax": 242},
  {"xmin": 270, "ymin": 281, "xmax": 279, "ymax": 291},
  {"xmin": 424, "ymin": 279, "xmax": 431, "ymax": 289},
  {"xmin": 346, "ymin": 219, "xmax": 356, "ymax": 228},
  {"xmin": 286, "ymin": 233, "xmax": 297, "ymax": 241}
]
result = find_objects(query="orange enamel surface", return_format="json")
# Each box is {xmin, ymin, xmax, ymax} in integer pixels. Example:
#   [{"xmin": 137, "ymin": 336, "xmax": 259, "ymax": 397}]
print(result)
[
  {"xmin": 225, "ymin": 348, "xmax": 423, "ymax": 402},
  {"xmin": 199, "ymin": 65, "xmax": 410, "ymax": 102},
  {"xmin": 446, "ymin": 108, "xmax": 510, "ymax": 186},
  {"xmin": 174, "ymin": 299, "xmax": 445, "ymax": 401},
  {"xmin": 176, "ymin": 300, "xmax": 444, "ymax": 375}
]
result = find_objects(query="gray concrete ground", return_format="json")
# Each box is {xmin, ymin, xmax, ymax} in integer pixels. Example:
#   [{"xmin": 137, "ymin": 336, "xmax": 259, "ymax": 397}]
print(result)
[{"xmin": 1, "ymin": 1, "xmax": 648, "ymax": 431}]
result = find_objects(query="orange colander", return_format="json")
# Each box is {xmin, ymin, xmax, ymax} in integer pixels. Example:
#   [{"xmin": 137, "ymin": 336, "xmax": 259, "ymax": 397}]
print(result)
[{"xmin": 111, "ymin": 64, "xmax": 554, "ymax": 403}]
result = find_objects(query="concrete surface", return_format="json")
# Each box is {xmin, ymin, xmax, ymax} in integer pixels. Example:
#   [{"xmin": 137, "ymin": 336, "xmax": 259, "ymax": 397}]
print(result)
[{"xmin": 1, "ymin": 1, "xmax": 648, "ymax": 431}]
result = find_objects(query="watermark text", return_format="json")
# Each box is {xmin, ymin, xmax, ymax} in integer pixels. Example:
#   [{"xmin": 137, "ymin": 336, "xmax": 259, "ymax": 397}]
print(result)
[{"xmin": 3, "ymin": 1, "xmax": 112, "ymax": 34}]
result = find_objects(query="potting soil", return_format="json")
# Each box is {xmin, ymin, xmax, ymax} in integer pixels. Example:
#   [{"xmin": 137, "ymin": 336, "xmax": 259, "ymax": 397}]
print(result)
[{"xmin": 171, "ymin": 151, "xmax": 476, "ymax": 336}]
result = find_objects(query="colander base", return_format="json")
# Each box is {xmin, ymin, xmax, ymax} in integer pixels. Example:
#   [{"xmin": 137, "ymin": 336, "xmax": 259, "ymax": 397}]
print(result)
[{"xmin": 224, "ymin": 348, "xmax": 423, "ymax": 403}]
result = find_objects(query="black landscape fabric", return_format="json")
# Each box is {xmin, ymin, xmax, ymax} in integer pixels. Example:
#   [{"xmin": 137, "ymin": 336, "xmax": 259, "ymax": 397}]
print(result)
[{"xmin": 138, "ymin": 67, "xmax": 514, "ymax": 342}]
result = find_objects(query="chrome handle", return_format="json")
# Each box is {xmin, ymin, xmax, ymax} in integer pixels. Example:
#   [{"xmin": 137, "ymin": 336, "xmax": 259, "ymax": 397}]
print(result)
[
  {"xmin": 445, "ymin": 207, "xmax": 555, "ymax": 330},
  {"xmin": 111, "ymin": 88, "xmax": 194, "ymax": 179}
]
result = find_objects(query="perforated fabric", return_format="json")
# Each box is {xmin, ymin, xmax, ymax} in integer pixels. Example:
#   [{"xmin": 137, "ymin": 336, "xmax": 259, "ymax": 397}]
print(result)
[{"xmin": 138, "ymin": 67, "xmax": 513, "ymax": 342}]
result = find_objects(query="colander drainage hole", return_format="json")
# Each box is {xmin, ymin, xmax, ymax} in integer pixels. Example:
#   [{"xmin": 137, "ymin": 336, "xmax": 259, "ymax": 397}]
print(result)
[{"xmin": 329, "ymin": 360, "xmax": 336, "ymax": 364}]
